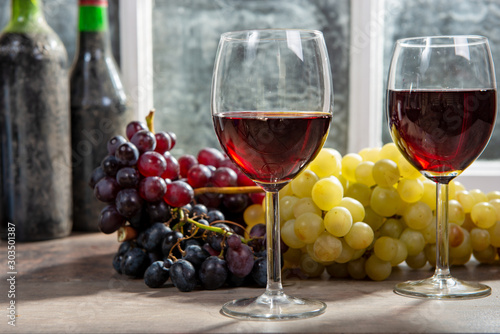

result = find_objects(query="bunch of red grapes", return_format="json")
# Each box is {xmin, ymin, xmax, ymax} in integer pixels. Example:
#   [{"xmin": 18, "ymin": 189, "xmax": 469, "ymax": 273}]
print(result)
[{"xmin": 90, "ymin": 120, "xmax": 270, "ymax": 291}]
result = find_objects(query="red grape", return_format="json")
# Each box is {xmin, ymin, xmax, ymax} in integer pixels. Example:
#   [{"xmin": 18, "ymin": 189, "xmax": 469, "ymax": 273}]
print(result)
[
  {"xmin": 225, "ymin": 243, "xmax": 254, "ymax": 278},
  {"xmin": 178, "ymin": 154, "xmax": 198, "ymax": 178},
  {"xmin": 236, "ymin": 170, "xmax": 255, "ymax": 186},
  {"xmin": 211, "ymin": 167, "xmax": 237, "ymax": 187},
  {"xmin": 163, "ymin": 180, "xmax": 194, "ymax": 208},
  {"xmin": 218, "ymin": 158, "xmax": 239, "ymax": 172},
  {"xmin": 249, "ymin": 192, "xmax": 265, "ymax": 205},
  {"xmin": 222, "ymin": 193, "xmax": 249, "ymax": 213},
  {"xmin": 126, "ymin": 121, "xmax": 148, "ymax": 140},
  {"xmin": 137, "ymin": 151, "xmax": 167, "ymax": 177},
  {"xmin": 139, "ymin": 176, "xmax": 167, "ymax": 202},
  {"xmin": 197, "ymin": 147, "xmax": 224, "ymax": 167},
  {"xmin": 167, "ymin": 131, "xmax": 177, "ymax": 150},
  {"xmin": 161, "ymin": 152, "xmax": 180, "ymax": 180},
  {"xmin": 187, "ymin": 164, "xmax": 212, "ymax": 188},
  {"xmin": 154, "ymin": 131, "xmax": 172, "ymax": 154},
  {"xmin": 131, "ymin": 130, "xmax": 156, "ymax": 153}
]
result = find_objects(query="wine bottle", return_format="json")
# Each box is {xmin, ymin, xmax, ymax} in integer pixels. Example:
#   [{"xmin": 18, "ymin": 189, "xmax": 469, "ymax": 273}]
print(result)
[
  {"xmin": 0, "ymin": 0, "xmax": 72, "ymax": 241},
  {"xmin": 70, "ymin": 0, "xmax": 131, "ymax": 231}
]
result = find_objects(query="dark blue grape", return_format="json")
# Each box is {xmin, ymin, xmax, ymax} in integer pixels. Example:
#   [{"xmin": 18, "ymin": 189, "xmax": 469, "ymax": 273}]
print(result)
[
  {"xmin": 139, "ymin": 222, "xmax": 171, "ymax": 252},
  {"xmin": 226, "ymin": 271, "xmax": 247, "ymax": 287},
  {"xmin": 116, "ymin": 188, "xmax": 143, "ymax": 218},
  {"xmin": 170, "ymin": 259, "xmax": 197, "ymax": 292},
  {"xmin": 112, "ymin": 253, "xmax": 123, "ymax": 274},
  {"xmin": 107, "ymin": 135, "xmax": 127, "ymax": 155},
  {"xmin": 146, "ymin": 201, "xmax": 172, "ymax": 222},
  {"xmin": 199, "ymin": 256, "xmax": 228, "ymax": 290},
  {"xmin": 89, "ymin": 166, "xmax": 106, "ymax": 188},
  {"xmin": 120, "ymin": 247, "xmax": 149, "ymax": 277},
  {"xmin": 101, "ymin": 155, "xmax": 121, "ymax": 177},
  {"xmin": 98, "ymin": 204, "xmax": 125, "ymax": 234},
  {"xmin": 206, "ymin": 209, "xmax": 225, "ymax": 223},
  {"xmin": 116, "ymin": 167, "xmax": 140, "ymax": 188},
  {"xmin": 115, "ymin": 142, "xmax": 140, "ymax": 166},
  {"xmin": 144, "ymin": 261, "xmax": 170, "ymax": 288},
  {"xmin": 207, "ymin": 223, "xmax": 231, "ymax": 252},
  {"xmin": 162, "ymin": 231, "xmax": 184, "ymax": 257},
  {"xmin": 222, "ymin": 193, "xmax": 249, "ymax": 213},
  {"xmin": 118, "ymin": 240, "xmax": 134, "ymax": 256},
  {"xmin": 190, "ymin": 203, "xmax": 208, "ymax": 218},
  {"xmin": 252, "ymin": 257, "xmax": 267, "ymax": 287},
  {"xmin": 182, "ymin": 244, "xmax": 209, "ymax": 269},
  {"xmin": 94, "ymin": 176, "xmax": 120, "ymax": 202},
  {"xmin": 129, "ymin": 207, "xmax": 151, "ymax": 232}
]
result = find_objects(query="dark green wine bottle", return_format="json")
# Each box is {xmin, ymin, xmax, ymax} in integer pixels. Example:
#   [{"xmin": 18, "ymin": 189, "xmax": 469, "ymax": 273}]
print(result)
[
  {"xmin": 0, "ymin": 0, "xmax": 72, "ymax": 241},
  {"xmin": 70, "ymin": 0, "xmax": 132, "ymax": 231}
]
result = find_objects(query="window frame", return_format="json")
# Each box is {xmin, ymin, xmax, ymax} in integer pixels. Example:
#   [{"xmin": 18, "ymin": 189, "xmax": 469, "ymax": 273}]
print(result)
[{"xmin": 121, "ymin": 0, "xmax": 500, "ymax": 193}]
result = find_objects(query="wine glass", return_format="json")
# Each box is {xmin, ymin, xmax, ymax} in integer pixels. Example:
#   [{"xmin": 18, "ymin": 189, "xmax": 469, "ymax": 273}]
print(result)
[
  {"xmin": 387, "ymin": 35, "xmax": 497, "ymax": 299},
  {"xmin": 211, "ymin": 29, "xmax": 333, "ymax": 319}
]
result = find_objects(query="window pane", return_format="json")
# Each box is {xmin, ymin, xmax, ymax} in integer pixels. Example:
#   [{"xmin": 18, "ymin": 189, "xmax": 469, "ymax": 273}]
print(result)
[
  {"xmin": 382, "ymin": 0, "xmax": 500, "ymax": 160},
  {"xmin": 152, "ymin": 0, "xmax": 350, "ymax": 155}
]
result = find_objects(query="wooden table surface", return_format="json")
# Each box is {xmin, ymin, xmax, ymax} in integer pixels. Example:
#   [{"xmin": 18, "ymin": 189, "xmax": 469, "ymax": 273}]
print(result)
[{"xmin": 1, "ymin": 232, "xmax": 499, "ymax": 333}]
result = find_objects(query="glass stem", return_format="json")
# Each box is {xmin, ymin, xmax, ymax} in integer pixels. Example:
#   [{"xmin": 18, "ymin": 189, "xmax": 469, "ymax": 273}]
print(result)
[
  {"xmin": 265, "ymin": 190, "xmax": 284, "ymax": 295},
  {"xmin": 434, "ymin": 182, "xmax": 451, "ymax": 279}
]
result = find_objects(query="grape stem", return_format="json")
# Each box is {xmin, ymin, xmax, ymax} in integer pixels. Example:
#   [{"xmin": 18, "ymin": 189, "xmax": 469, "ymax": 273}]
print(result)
[
  {"xmin": 145, "ymin": 109, "xmax": 156, "ymax": 133},
  {"xmin": 117, "ymin": 226, "xmax": 138, "ymax": 242},
  {"xmin": 194, "ymin": 186, "xmax": 263, "ymax": 196}
]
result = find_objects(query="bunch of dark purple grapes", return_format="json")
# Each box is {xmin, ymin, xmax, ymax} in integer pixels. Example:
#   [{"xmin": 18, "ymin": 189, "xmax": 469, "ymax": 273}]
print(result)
[{"xmin": 90, "ymin": 118, "xmax": 270, "ymax": 291}]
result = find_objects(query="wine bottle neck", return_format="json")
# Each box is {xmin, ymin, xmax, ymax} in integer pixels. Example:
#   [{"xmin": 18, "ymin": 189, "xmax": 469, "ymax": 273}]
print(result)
[
  {"xmin": 78, "ymin": 0, "xmax": 109, "ymax": 32},
  {"xmin": 6, "ymin": 0, "xmax": 47, "ymax": 33}
]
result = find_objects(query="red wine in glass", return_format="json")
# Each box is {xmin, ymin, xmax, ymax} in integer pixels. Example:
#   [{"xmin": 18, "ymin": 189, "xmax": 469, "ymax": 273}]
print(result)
[
  {"xmin": 213, "ymin": 111, "xmax": 331, "ymax": 185},
  {"xmin": 388, "ymin": 89, "xmax": 496, "ymax": 177}
]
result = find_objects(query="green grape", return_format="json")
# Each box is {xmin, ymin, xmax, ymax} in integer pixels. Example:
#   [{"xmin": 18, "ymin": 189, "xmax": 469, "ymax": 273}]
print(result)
[
  {"xmin": 345, "ymin": 182, "xmax": 372, "ymax": 207},
  {"xmin": 450, "ymin": 228, "xmax": 472, "ymax": 265},
  {"xmin": 345, "ymin": 222, "xmax": 374, "ymax": 250},
  {"xmin": 279, "ymin": 195, "xmax": 299, "ymax": 222},
  {"xmin": 379, "ymin": 217, "xmax": 404, "ymax": 239},
  {"xmin": 456, "ymin": 190, "xmax": 475, "ymax": 213},
  {"xmin": 311, "ymin": 176, "xmax": 344, "ymax": 211},
  {"xmin": 281, "ymin": 219, "xmax": 306, "ymax": 249},
  {"xmin": 365, "ymin": 254, "xmax": 392, "ymax": 281},
  {"xmin": 424, "ymin": 243, "xmax": 436, "ymax": 267},
  {"xmin": 372, "ymin": 159, "xmax": 400, "ymax": 187},
  {"xmin": 339, "ymin": 197, "xmax": 365, "ymax": 223},
  {"xmin": 294, "ymin": 212, "xmax": 324, "ymax": 244},
  {"xmin": 358, "ymin": 147, "xmax": 381, "ymax": 163},
  {"xmin": 422, "ymin": 219, "xmax": 437, "ymax": 244},
  {"xmin": 283, "ymin": 247, "xmax": 302, "ymax": 267},
  {"xmin": 390, "ymin": 239, "xmax": 408, "ymax": 266},
  {"xmin": 341, "ymin": 153, "xmax": 363, "ymax": 182},
  {"xmin": 279, "ymin": 182, "xmax": 294, "ymax": 197},
  {"xmin": 363, "ymin": 206, "xmax": 385, "ymax": 231},
  {"xmin": 379, "ymin": 142, "xmax": 401, "ymax": 163},
  {"xmin": 306, "ymin": 243, "xmax": 331, "ymax": 265},
  {"xmin": 355, "ymin": 161, "xmax": 376, "ymax": 187},
  {"xmin": 449, "ymin": 223, "xmax": 464, "ymax": 248},
  {"xmin": 338, "ymin": 174, "xmax": 349, "ymax": 191},
  {"xmin": 469, "ymin": 189, "xmax": 488, "ymax": 204},
  {"xmin": 313, "ymin": 231, "xmax": 342, "ymax": 262},
  {"xmin": 326, "ymin": 262, "xmax": 349, "ymax": 278},
  {"xmin": 487, "ymin": 190, "xmax": 500, "ymax": 201},
  {"xmin": 405, "ymin": 251, "xmax": 427, "ymax": 269},
  {"xmin": 347, "ymin": 257, "xmax": 366, "ymax": 279},
  {"xmin": 488, "ymin": 199, "xmax": 500, "ymax": 221},
  {"xmin": 351, "ymin": 248, "xmax": 366, "ymax": 261},
  {"xmin": 473, "ymin": 245, "xmax": 497, "ymax": 264},
  {"xmin": 453, "ymin": 181, "xmax": 466, "ymax": 192},
  {"xmin": 299, "ymin": 253, "xmax": 325, "ymax": 278},
  {"xmin": 324, "ymin": 206, "xmax": 352, "ymax": 237},
  {"xmin": 471, "ymin": 202, "xmax": 497, "ymax": 229},
  {"xmin": 448, "ymin": 199, "xmax": 465, "ymax": 226},
  {"xmin": 335, "ymin": 238, "xmax": 355, "ymax": 263},
  {"xmin": 373, "ymin": 236, "xmax": 397, "ymax": 261},
  {"xmin": 402, "ymin": 201, "xmax": 433, "ymax": 230},
  {"xmin": 487, "ymin": 222, "xmax": 500, "ymax": 247},
  {"xmin": 397, "ymin": 178, "xmax": 424, "ymax": 203},
  {"xmin": 243, "ymin": 203, "xmax": 265, "ymax": 229},
  {"xmin": 308, "ymin": 148, "xmax": 342, "ymax": 178},
  {"xmin": 398, "ymin": 156, "xmax": 421, "ymax": 179},
  {"xmin": 399, "ymin": 228, "xmax": 425, "ymax": 256},
  {"xmin": 370, "ymin": 185, "xmax": 402, "ymax": 217},
  {"xmin": 470, "ymin": 228, "xmax": 490, "ymax": 252},
  {"xmin": 293, "ymin": 197, "xmax": 322, "ymax": 218},
  {"xmin": 291, "ymin": 169, "xmax": 319, "ymax": 198},
  {"xmin": 420, "ymin": 180, "xmax": 437, "ymax": 211}
]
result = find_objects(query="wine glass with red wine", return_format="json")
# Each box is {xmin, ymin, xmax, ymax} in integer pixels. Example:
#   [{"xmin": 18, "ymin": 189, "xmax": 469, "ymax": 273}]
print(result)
[
  {"xmin": 211, "ymin": 29, "xmax": 333, "ymax": 319},
  {"xmin": 387, "ymin": 36, "xmax": 497, "ymax": 299}
]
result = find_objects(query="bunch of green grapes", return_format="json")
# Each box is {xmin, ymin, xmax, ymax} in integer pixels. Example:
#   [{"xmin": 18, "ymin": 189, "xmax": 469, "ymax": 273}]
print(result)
[{"xmin": 270, "ymin": 144, "xmax": 500, "ymax": 281}]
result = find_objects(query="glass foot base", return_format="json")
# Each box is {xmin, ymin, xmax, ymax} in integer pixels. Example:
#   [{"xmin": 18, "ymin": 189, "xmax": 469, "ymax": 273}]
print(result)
[
  {"xmin": 394, "ymin": 276, "xmax": 491, "ymax": 299},
  {"xmin": 221, "ymin": 291, "xmax": 326, "ymax": 320}
]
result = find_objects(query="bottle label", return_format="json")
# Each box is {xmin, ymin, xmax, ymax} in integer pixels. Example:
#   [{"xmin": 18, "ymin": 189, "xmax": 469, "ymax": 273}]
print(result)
[{"xmin": 79, "ymin": 0, "xmax": 108, "ymax": 6}]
